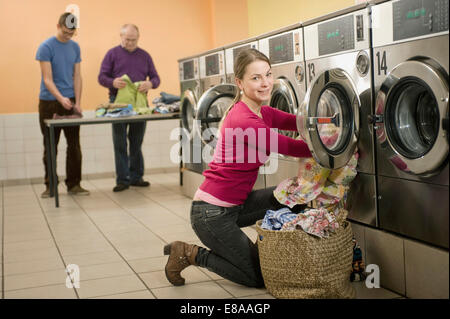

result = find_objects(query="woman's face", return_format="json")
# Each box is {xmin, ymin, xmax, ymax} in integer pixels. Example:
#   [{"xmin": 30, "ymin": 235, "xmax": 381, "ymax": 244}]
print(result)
[{"xmin": 236, "ymin": 60, "xmax": 273, "ymax": 105}]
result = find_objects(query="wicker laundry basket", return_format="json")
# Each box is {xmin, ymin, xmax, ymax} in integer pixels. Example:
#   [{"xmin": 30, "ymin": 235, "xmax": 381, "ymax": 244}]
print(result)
[{"xmin": 256, "ymin": 220, "xmax": 355, "ymax": 299}]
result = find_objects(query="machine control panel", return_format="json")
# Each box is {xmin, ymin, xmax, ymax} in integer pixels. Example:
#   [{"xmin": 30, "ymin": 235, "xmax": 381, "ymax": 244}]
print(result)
[
  {"xmin": 393, "ymin": 0, "xmax": 449, "ymax": 41},
  {"xmin": 269, "ymin": 32, "xmax": 294, "ymax": 64},
  {"xmin": 259, "ymin": 28, "xmax": 303, "ymax": 65},
  {"xmin": 179, "ymin": 58, "xmax": 199, "ymax": 82},
  {"xmin": 200, "ymin": 51, "xmax": 225, "ymax": 78},
  {"xmin": 318, "ymin": 15, "xmax": 355, "ymax": 56}
]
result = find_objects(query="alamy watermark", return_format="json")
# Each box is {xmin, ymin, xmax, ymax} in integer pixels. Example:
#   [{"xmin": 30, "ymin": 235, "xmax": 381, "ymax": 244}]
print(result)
[
  {"xmin": 171, "ymin": 121, "xmax": 280, "ymax": 174},
  {"xmin": 66, "ymin": 264, "xmax": 80, "ymax": 289}
]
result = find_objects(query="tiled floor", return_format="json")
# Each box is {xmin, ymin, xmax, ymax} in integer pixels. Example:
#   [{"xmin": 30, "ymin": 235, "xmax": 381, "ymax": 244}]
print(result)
[{"xmin": 0, "ymin": 173, "xmax": 403, "ymax": 299}]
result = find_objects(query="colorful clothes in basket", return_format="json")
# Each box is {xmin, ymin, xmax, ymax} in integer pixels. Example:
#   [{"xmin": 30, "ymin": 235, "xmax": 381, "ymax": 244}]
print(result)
[
  {"xmin": 281, "ymin": 207, "xmax": 340, "ymax": 238},
  {"xmin": 261, "ymin": 208, "xmax": 298, "ymax": 231}
]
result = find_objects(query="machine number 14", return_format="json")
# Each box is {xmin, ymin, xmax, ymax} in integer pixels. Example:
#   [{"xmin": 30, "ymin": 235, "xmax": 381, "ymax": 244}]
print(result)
[{"xmin": 376, "ymin": 50, "xmax": 388, "ymax": 75}]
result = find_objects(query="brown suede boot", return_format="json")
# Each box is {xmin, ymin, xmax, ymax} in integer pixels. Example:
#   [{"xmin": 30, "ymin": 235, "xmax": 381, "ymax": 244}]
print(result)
[{"xmin": 163, "ymin": 241, "xmax": 199, "ymax": 286}]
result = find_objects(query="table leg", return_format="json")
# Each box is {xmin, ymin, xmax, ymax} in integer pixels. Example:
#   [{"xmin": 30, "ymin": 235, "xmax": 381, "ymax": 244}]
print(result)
[
  {"xmin": 45, "ymin": 127, "xmax": 54, "ymax": 198},
  {"xmin": 49, "ymin": 125, "xmax": 59, "ymax": 207}
]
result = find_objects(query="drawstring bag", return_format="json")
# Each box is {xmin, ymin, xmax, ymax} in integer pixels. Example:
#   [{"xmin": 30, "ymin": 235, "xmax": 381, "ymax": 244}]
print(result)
[{"xmin": 256, "ymin": 218, "xmax": 355, "ymax": 299}]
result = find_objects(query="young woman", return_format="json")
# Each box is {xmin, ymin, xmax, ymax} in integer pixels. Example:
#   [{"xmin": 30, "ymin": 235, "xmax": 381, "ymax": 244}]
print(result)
[{"xmin": 164, "ymin": 49, "xmax": 312, "ymax": 287}]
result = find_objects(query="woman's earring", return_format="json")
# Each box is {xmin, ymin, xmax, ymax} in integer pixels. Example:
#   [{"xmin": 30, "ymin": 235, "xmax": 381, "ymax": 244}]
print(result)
[{"xmin": 240, "ymin": 90, "xmax": 243, "ymax": 95}]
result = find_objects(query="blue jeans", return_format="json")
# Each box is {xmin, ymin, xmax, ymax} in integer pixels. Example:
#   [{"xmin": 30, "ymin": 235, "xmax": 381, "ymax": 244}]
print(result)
[
  {"xmin": 112, "ymin": 122, "xmax": 146, "ymax": 185},
  {"xmin": 110, "ymin": 95, "xmax": 147, "ymax": 185},
  {"xmin": 190, "ymin": 186, "xmax": 293, "ymax": 287}
]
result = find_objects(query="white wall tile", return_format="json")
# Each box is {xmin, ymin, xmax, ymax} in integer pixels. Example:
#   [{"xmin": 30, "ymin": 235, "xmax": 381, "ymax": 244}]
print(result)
[
  {"xmin": 23, "ymin": 125, "xmax": 41, "ymax": 139},
  {"xmin": 0, "ymin": 113, "xmax": 180, "ymax": 182},
  {"xmin": 6, "ymin": 153, "xmax": 25, "ymax": 167},
  {"xmin": 25, "ymin": 152, "xmax": 42, "ymax": 167},
  {"xmin": 4, "ymin": 127, "xmax": 23, "ymax": 140},
  {"xmin": 3, "ymin": 114, "xmax": 25, "ymax": 128},
  {"xmin": 5, "ymin": 140, "xmax": 24, "ymax": 154},
  {"xmin": 0, "ymin": 154, "xmax": 6, "ymax": 168},
  {"xmin": 24, "ymin": 138, "xmax": 43, "ymax": 153},
  {"xmin": 26, "ymin": 164, "xmax": 43, "ymax": 179},
  {"xmin": 7, "ymin": 166, "xmax": 27, "ymax": 179},
  {"xmin": 0, "ymin": 167, "xmax": 6, "ymax": 180}
]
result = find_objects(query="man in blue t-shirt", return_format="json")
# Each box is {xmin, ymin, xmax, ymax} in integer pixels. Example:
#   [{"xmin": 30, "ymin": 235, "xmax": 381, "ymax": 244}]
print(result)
[{"xmin": 36, "ymin": 12, "xmax": 89, "ymax": 198}]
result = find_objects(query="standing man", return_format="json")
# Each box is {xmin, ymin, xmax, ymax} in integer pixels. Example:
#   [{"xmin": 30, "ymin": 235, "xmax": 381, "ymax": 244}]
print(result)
[
  {"xmin": 98, "ymin": 24, "xmax": 160, "ymax": 192},
  {"xmin": 36, "ymin": 12, "xmax": 89, "ymax": 198}
]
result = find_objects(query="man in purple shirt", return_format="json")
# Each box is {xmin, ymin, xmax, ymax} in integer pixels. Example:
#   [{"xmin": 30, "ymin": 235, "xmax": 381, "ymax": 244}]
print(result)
[{"xmin": 98, "ymin": 24, "xmax": 160, "ymax": 192}]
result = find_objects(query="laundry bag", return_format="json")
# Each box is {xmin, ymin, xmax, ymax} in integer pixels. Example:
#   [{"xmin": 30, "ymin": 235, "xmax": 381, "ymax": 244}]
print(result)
[{"xmin": 256, "ymin": 219, "xmax": 355, "ymax": 299}]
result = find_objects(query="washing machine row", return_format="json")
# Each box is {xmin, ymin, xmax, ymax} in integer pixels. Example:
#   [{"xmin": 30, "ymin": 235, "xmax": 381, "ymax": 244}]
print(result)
[{"xmin": 178, "ymin": 0, "xmax": 449, "ymax": 248}]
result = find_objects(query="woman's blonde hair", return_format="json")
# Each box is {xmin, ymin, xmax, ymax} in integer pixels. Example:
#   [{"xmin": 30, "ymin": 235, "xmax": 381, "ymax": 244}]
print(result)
[{"xmin": 218, "ymin": 48, "xmax": 271, "ymax": 129}]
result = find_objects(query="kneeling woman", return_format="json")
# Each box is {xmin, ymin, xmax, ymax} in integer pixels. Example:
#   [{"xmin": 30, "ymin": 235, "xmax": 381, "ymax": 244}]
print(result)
[{"xmin": 164, "ymin": 48, "xmax": 312, "ymax": 287}]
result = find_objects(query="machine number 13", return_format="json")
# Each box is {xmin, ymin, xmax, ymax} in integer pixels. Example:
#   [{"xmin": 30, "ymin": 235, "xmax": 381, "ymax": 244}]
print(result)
[
  {"xmin": 376, "ymin": 50, "xmax": 388, "ymax": 75},
  {"xmin": 308, "ymin": 62, "xmax": 316, "ymax": 82}
]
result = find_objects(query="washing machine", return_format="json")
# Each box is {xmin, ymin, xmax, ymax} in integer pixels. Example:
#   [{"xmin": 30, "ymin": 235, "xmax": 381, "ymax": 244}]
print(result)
[
  {"xmin": 299, "ymin": 3, "xmax": 378, "ymax": 226},
  {"xmin": 179, "ymin": 56, "xmax": 203, "ymax": 177},
  {"xmin": 258, "ymin": 23, "xmax": 308, "ymax": 188},
  {"xmin": 196, "ymin": 48, "xmax": 237, "ymax": 172},
  {"xmin": 223, "ymin": 38, "xmax": 265, "ymax": 190},
  {"xmin": 370, "ymin": 0, "xmax": 449, "ymax": 248}
]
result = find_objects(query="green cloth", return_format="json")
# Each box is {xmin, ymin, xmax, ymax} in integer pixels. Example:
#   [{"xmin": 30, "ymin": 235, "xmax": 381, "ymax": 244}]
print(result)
[{"xmin": 114, "ymin": 74, "xmax": 151, "ymax": 114}]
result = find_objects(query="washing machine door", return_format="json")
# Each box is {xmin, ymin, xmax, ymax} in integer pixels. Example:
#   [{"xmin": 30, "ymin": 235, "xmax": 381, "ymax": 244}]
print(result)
[
  {"xmin": 195, "ymin": 84, "xmax": 237, "ymax": 147},
  {"xmin": 180, "ymin": 89, "xmax": 198, "ymax": 136},
  {"xmin": 375, "ymin": 59, "xmax": 449, "ymax": 176},
  {"xmin": 270, "ymin": 78, "xmax": 298, "ymax": 139},
  {"xmin": 297, "ymin": 69, "xmax": 360, "ymax": 169}
]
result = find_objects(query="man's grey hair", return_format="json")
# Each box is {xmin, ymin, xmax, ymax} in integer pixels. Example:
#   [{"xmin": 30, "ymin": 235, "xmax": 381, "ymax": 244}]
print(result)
[{"xmin": 120, "ymin": 24, "xmax": 139, "ymax": 36}]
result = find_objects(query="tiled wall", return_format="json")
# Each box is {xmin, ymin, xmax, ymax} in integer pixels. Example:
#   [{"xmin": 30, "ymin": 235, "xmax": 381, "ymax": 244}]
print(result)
[
  {"xmin": 351, "ymin": 222, "xmax": 449, "ymax": 299},
  {"xmin": 0, "ymin": 112, "xmax": 180, "ymax": 182}
]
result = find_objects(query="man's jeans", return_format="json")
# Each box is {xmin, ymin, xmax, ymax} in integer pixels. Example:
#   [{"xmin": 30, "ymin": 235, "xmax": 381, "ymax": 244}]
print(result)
[
  {"xmin": 190, "ymin": 186, "xmax": 287, "ymax": 288},
  {"xmin": 110, "ymin": 95, "xmax": 146, "ymax": 185}
]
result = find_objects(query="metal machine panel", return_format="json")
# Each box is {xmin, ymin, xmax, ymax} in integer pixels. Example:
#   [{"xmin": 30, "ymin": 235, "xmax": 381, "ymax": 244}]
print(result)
[{"xmin": 378, "ymin": 175, "xmax": 449, "ymax": 248}]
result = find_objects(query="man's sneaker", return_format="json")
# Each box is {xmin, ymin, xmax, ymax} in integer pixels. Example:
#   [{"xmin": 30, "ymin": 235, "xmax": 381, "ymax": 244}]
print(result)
[
  {"xmin": 113, "ymin": 184, "xmax": 129, "ymax": 192},
  {"xmin": 41, "ymin": 188, "xmax": 51, "ymax": 198},
  {"xmin": 68, "ymin": 185, "xmax": 90, "ymax": 196},
  {"xmin": 130, "ymin": 180, "xmax": 150, "ymax": 187}
]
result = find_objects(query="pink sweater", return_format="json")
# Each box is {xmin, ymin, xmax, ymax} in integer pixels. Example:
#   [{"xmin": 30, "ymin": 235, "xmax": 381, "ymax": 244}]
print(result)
[{"xmin": 199, "ymin": 101, "xmax": 312, "ymax": 205}]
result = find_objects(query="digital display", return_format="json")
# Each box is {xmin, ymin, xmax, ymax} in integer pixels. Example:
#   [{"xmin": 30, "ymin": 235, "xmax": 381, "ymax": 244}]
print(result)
[
  {"xmin": 183, "ymin": 60, "xmax": 194, "ymax": 80},
  {"xmin": 269, "ymin": 32, "xmax": 293, "ymax": 64},
  {"xmin": 318, "ymin": 15, "xmax": 354, "ymax": 56},
  {"xmin": 205, "ymin": 54, "xmax": 220, "ymax": 76},
  {"xmin": 393, "ymin": 0, "xmax": 449, "ymax": 41}
]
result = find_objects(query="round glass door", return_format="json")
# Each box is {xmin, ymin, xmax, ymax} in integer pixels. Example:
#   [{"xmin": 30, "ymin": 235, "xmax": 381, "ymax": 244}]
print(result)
[
  {"xmin": 385, "ymin": 78, "xmax": 439, "ymax": 159},
  {"xmin": 270, "ymin": 78, "xmax": 298, "ymax": 139},
  {"xmin": 181, "ymin": 89, "xmax": 196, "ymax": 134},
  {"xmin": 375, "ymin": 59, "xmax": 449, "ymax": 176},
  {"xmin": 196, "ymin": 84, "xmax": 237, "ymax": 147},
  {"xmin": 297, "ymin": 69, "xmax": 359, "ymax": 169},
  {"xmin": 316, "ymin": 86, "xmax": 353, "ymax": 154}
]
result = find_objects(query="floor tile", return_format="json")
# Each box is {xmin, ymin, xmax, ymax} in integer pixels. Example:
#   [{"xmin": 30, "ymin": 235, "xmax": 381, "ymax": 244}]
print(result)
[
  {"xmin": 78, "ymin": 261, "xmax": 135, "ymax": 282},
  {"xmin": 4, "ymin": 284, "xmax": 77, "ymax": 299},
  {"xmin": 216, "ymin": 279, "xmax": 268, "ymax": 298},
  {"xmin": 91, "ymin": 290, "xmax": 155, "ymax": 299},
  {"xmin": 4, "ymin": 256, "xmax": 65, "ymax": 276},
  {"xmin": 151, "ymin": 281, "xmax": 233, "ymax": 299},
  {"xmin": 128, "ymin": 256, "xmax": 168, "ymax": 273},
  {"xmin": 139, "ymin": 267, "xmax": 211, "ymax": 289},
  {"xmin": 5, "ymin": 268, "xmax": 68, "ymax": 291},
  {"xmin": 63, "ymin": 250, "xmax": 124, "ymax": 267},
  {"xmin": 352, "ymin": 281, "xmax": 402, "ymax": 299},
  {"xmin": 75, "ymin": 274, "xmax": 147, "ymax": 299}
]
